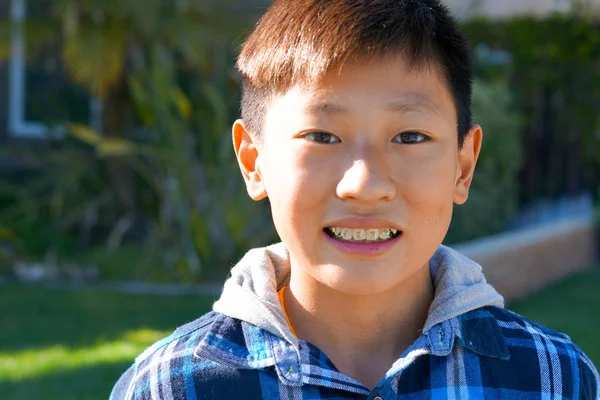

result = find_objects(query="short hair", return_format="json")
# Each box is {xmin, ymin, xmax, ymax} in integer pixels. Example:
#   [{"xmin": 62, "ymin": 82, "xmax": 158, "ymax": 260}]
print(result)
[{"xmin": 237, "ymin": 0, "xmax": 473, "ymax": 147}]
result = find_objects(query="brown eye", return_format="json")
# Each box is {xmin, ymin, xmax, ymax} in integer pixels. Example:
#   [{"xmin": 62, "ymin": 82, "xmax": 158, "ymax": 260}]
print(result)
[
  {"xmin": 301, "ymin": 131, "xmax": 341, "ymax": 144},
  {"xmin": 392, "ymin": 131, "xmax": 429, "ymax": 144}
]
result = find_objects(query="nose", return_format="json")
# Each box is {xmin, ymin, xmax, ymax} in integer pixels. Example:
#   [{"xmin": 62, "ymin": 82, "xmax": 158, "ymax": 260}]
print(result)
[{"xmin": 336, "ymin": 147, "xmax": 397, "ymax": 203}]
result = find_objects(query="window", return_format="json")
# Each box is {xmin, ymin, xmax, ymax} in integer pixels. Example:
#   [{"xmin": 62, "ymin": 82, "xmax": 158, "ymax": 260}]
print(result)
[
  {"xmin": 8, "ymin": 0, "xmax": 100, "ymax": 139},
  {"xmin": 553, "ymin": 0, "xmax": 572, "ymax": 12}
]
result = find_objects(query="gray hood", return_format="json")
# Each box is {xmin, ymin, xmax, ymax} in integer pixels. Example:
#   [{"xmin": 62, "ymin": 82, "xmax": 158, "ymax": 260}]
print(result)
[{"xmin": 213, "ymin": 243, "xmax": 504, "ymax": 347}]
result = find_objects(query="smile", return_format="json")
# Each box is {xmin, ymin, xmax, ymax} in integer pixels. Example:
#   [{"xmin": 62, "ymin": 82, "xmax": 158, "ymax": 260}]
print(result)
[{"xmin": 324, "ymin": 227, "xmax": 401, "ymax": 242}]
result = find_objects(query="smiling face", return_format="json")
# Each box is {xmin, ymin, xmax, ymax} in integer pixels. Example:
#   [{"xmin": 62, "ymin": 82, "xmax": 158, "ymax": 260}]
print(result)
[{"xmin": 233, "ymin": 56, "xmax": 482, "ymax": 296}]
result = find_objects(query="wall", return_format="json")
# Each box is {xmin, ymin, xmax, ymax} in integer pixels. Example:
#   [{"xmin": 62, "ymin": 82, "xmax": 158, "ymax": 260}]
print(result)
[{"xmin": 454, "ymin": 219, "xmax": 598, "ymax": 301}]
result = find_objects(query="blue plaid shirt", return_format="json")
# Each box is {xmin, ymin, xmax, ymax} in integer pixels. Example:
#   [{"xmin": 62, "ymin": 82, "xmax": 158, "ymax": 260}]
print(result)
[{"xmin": 110, "ymin": 306, "xmax": 599, "ymax": 399}]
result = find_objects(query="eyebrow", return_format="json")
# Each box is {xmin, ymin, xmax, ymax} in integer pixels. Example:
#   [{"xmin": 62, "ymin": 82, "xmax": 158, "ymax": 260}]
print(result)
[{"xmin": 306, "ymin": 95, "xmax": 441, "ymax": 116}]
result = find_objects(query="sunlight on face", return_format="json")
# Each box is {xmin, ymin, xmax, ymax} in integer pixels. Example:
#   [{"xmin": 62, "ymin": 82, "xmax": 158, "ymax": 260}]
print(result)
[{"xmin": 251, "ymin": 57, "xmax": 477, "ymax": 295}]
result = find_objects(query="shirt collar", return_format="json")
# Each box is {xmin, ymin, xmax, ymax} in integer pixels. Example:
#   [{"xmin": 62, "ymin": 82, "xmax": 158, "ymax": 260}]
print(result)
[
  {"xmin": 193, "ymin": 313, "xmax": 368, "ymax": 393},
  {"xmin": 426, "ymin": 319, "xmax": 458, "ymax": 356},
  {"xmin": 424, "ymin": 307, "xmax": 510, "ymax": 360},
  {"xmin": 457, "ymin": 308, "xmax": 511, "ymax": 360},
  {"xmin": 194, "ymin": 313, "xmax": 280, "ymax": 369}
]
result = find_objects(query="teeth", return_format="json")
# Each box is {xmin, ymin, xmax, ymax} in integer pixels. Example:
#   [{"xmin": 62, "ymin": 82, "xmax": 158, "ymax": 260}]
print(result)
[
  {"xmin": 341, "ymin": 228, "xmax": 352, "ymax": 240},
  {"xmin": 353, "ymin": 229, "xmax": 366, "ymax": 240},
  {"xmin": 326, "ymin": 227, "xmax": 399, "ymax": 241},
  {"xmin": 366, "ymin": 229, "xmax": 379, "ymax": 241}
]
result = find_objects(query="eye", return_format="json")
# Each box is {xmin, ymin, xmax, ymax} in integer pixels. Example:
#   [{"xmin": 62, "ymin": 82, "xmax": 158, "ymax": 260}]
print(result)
[
  {"xmin": 392, "ymin": 131, "xmax": 429, "ymax": 144},
  {"xmin": 301, "ymin": 131, "xmax": 341, "ymax": 144}
]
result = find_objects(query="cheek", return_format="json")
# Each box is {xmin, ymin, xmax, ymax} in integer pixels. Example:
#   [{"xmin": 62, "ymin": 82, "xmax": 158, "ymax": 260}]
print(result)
[
  {"xmin": 261, "ymin": 148, "xmax": 332, "ymax": 234},
  {"xmin": 400, "ymin": 151, "xmax": 457, "ymax": 226}
]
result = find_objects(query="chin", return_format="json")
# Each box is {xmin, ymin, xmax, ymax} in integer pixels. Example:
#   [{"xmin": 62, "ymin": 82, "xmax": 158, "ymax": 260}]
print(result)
[{"xmin": 314, "ymin": 263, "xmax": 407, "ymax": 296}]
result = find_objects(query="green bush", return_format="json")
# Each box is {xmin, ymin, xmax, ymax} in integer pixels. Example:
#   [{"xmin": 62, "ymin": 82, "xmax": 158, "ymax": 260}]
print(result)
[
  {"xmin": 462, "ymin": 15, "xmax": 600, "ymax": 206},
  {"xmin": 445, "ymin": 15, "xmax": 600, "ymax": 243},
  {"xmin": 0, "ymin": 2, "xmax": 278, "ymax": 283},
  {"xmin": 446, "ymin": 79, "xmax": 523, "ymax": 244}
]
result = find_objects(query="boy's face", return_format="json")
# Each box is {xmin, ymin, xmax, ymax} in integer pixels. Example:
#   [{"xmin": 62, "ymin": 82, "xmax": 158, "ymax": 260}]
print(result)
[{"xmin": 233, "ymin": 56, "xmax": 482, "ymax": 296}]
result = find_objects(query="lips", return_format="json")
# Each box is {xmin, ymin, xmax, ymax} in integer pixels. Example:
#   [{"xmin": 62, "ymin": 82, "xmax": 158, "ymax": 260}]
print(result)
[{"xmin": 323, "ymin": 227, "xmax": 401, "ymax": 242}]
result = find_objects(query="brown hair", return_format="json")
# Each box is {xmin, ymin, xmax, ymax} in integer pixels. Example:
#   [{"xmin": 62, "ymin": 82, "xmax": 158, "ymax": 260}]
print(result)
[{"xmin": 237, "ymin": 0, "xmax": 473, "ymax": 146}]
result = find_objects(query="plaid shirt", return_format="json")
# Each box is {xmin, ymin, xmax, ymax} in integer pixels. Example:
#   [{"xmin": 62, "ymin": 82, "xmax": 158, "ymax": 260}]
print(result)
[{"xmin": 110, "ymin": 306, "xmax": 599, "ymax": 399}]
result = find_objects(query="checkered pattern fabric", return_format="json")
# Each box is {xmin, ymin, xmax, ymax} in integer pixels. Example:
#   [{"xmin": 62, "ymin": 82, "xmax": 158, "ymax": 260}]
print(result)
[{"xmin": 110, "ymin": 306, "xmax": 599, "ymax": 399}]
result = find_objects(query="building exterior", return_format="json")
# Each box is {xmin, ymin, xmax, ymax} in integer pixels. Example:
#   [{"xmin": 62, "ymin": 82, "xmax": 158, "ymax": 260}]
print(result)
[
  {"xmin": 445, "ymin": 0, "xmax": 600, "ymax": 19},
  {"xmin": 0, "ymin": 1, "xmax": 9, "ymax": 142},
  {"xmin": 230, "ymin": 0, "xmax": 600, "ymax": 20}
]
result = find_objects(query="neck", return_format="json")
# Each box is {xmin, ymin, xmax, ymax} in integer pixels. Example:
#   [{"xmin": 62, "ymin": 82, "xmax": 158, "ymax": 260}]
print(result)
[{"xmin": 285, "ymin": 262, "xmax": 433, "ymax": 389}]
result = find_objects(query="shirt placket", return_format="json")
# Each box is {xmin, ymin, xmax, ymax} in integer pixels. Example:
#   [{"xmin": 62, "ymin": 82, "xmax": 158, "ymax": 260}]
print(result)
[{"xmin": 367, "ymin": 320, "xmax": 457, "ymax": 400}]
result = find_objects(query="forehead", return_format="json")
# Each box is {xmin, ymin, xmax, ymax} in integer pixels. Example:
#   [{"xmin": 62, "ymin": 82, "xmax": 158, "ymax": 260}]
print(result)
[{"xmin": 268, "ymin": 56, "xmax": 456, "ymax": 122}]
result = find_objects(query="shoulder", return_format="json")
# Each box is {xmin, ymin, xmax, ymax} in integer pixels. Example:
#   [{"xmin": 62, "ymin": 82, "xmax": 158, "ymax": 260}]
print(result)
[
  {"xmin": 486, "ymin": 305, "xmax": 571, "ymax": 340},
  {"xmin": 485, "ymin": 306, "xmax": 600, "ymax": 399},
  {"xmin": 110, "ymin": 311, "xmax": 258, "ymax": 400},
  {"xmin": 134, "ymin": 310, "xmax": 219, "ymax": 366}
]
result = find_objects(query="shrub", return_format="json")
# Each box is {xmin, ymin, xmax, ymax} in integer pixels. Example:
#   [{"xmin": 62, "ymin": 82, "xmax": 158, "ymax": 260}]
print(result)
[{"xmin": 446, "ymin": 79, "xmax": 523, "ymax": 244}]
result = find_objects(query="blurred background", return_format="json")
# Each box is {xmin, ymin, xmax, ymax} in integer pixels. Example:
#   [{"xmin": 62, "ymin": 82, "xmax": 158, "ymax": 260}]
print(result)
[{"xmin": 0, "ymin": 0, "xmax": 598, "ymax": 398}]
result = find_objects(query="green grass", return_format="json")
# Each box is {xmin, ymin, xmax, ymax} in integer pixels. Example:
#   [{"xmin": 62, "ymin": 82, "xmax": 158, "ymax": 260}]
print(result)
[
  {"xmin": 0, "ymin": 284, "xmax": 216, "ymax": 400},
  {"xmin": 0, "ymin": 267, "xmax": 599, "ymax": 400}
]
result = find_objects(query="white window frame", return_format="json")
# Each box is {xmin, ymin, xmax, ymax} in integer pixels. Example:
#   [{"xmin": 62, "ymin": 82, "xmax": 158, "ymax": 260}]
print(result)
[
  {"xmin": 553, "ymin": 0, "xmax": 572, "ymax": 13},
  {"xmin": 8, "ymin": 0, "xmax": 102, "ymax": 139}
]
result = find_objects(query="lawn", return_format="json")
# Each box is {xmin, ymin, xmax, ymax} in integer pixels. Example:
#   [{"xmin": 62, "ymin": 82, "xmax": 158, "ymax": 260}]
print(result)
[
  {"xmin": 0, "ymin": 284, "xmax": 217, "ymax": 400},
  {"xmin": 1, "ymin": 267, "xmax": 599, "ymax": 400}
]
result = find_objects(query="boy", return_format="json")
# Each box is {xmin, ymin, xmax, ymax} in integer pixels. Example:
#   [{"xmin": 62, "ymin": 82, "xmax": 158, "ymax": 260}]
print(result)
[{"xmin": 111, "ymin": 0, "xmax": 600, "ymax": 398}]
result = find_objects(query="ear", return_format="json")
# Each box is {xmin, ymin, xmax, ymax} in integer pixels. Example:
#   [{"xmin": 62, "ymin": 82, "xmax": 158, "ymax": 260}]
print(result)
[
  {"xmin": 232, "ymin": 119, "xmax": 267, "ymax": 201},
  {"xmin": 453, "ymin": 124, "xmax": 483, "ymax": 205}
]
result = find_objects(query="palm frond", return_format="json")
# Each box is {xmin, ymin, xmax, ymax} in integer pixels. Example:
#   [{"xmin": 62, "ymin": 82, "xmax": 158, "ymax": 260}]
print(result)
[{"xmin": 62, "ymin": 23, "xmax": 126, "ymax": 97}]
